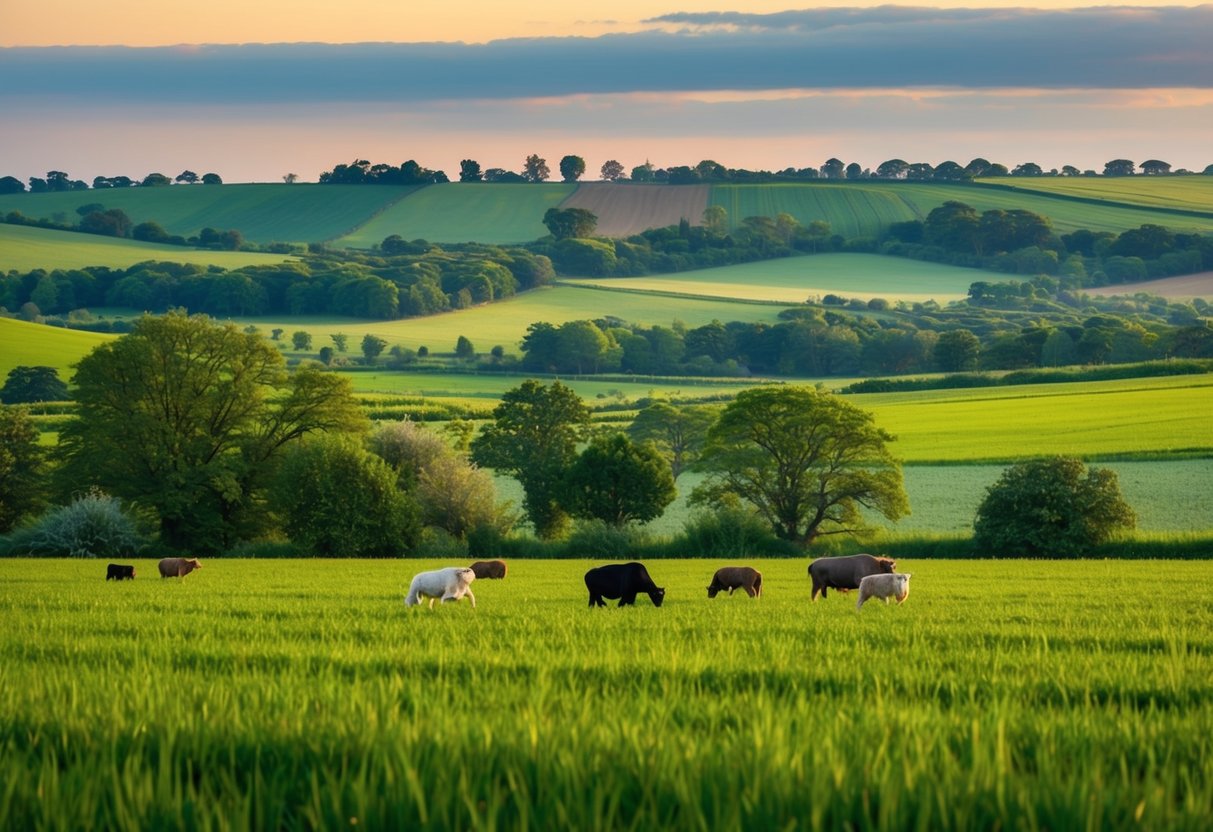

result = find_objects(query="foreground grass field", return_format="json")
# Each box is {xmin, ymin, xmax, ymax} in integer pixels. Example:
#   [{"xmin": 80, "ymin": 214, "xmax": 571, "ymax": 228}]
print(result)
[
  {"xmin": 0, "ymin": 223, "xmax": 294, "ymax": 273},
  {"xmin": 2, "ymin": 558, "xmax": 1210, "ymax": 830}
]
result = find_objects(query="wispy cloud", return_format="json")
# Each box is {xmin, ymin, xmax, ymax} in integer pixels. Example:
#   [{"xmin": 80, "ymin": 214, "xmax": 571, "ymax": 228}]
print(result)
[{"xmin": 2, "ymin": 6, "xmax": 1211, "ymax": 106}]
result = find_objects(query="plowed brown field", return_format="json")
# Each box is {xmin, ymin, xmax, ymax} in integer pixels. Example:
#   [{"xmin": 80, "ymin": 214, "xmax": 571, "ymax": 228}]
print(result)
[
  {"xmin": 1088, "ymin": 272, "xmax": 1213, "ymax": 300},
  {"xmin": 560, "ymin": 183, "xmax": 709, "ymax": 237}
]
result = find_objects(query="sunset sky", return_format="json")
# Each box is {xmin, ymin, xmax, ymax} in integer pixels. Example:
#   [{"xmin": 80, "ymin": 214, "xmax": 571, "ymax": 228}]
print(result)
[{"xmin": 2, "ymin": 2, "xmax": 1211, "ymax": 183}]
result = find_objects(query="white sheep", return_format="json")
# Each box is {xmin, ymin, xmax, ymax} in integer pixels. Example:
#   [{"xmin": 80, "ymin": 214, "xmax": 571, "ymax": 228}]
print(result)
[
  {"xmin": 404, "ymin": 567, "xmax": 477, "ymax": 610},
  {"xmin": 856, "ymin": 572, "xmax": 912, "ymax": 610}
]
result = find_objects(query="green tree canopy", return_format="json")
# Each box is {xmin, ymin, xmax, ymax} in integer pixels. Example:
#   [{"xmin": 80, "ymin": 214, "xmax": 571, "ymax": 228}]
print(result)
[
  {"xmin": 561, "ymin": 434, "xmax": 676, "ymax": 527},
  {"xmin": 523, "ymin": 154, "xmax": 550, "ymax": 183},
  {"xmin": 55, "ymin": 312, "xmax": 367, "ymax": 552},
  {"xmin": 471, "ymin": 380, "xmax": 590, "ymax": 538},
  {"xmin": 542, "ymin": 207, "xmax": 598, "ymax": 240},
  {"xmin": 0, "ymin": 405, "xmax": 47, "ymax": 533},
  {"xmin": 627, "ymin": 402, "xmax": 715, "ymax": 479},
  {"xmin": 973, "ymin": 457, "xmax": 1135, "ymax": 557},
  {"xmin": 361, "ymin": 334, "xmax": 388, "ymax": 363},
  {"xmin": 272, "ymin": 435, "xmax": 417, "ymax": 557},
  {"xmin": 692, "ymin": 386, "xmax": 908, "ymax": 547},
  {"xmin": 559, "ymin": 155, "xmax": 587, "ymax": 182},
  {"xmin": 1, "ymin": 366, "xmax": 69, "ymax": 404}
]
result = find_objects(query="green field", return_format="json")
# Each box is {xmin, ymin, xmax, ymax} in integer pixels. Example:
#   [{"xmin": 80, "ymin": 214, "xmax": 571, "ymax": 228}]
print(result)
[
  {"xmin": 344, "ymin": 370, "xmax": 765, "ymax": 402},
  {"xmin": 710, "ymin": 182, "xmax": 1213, "ymax": 237},
  {"xmin": 0, "ymin": 223, "xmax": 294, "ymax": 273},
  {"xmin": 980, "ymin": 176, "xmax": 1213, "ymax": 213},
  {"xmin": 856, "ymin": 374, "xmax": 1213, "ymax": 462},
  {"xmin": 562, "ymin": 253, "xmax": 989, "ymax": 303},
  {"xmin": 0, "ymin": 317, "xmax": 114, "ymax": 380},
  {"xmin": 2, "ymin": 558, "xmax": 1210, "ymax": 830},
  {"xmin": 226, "ymin": 285, "xmax": 787, "ymax": 351},
  {"xmin": 0, "ymin": 184, "xmax": 413, "ymax": 245},
  {"xmin": 336, "ymin": 183, "xmax": 577, "ymax": 247}
]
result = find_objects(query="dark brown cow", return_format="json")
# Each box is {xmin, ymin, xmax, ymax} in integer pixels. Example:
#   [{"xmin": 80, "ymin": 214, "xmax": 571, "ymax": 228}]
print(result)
[
  {"xmin": 106, "ymin": 563, "xmax": 136, "ymax": 581},
  {"xmin": 469, "ymin": 559, "xmax": 507, "ymax": 580},
  {"xmin": 158, "ymin": 557, "xmax": 202, "ymax": 579},
  {"xmin": 808, "ymin": 554, "xmax": 896, "ymax": 601},
  {"xmin": 707, "ymin": 566, "xmax": 762, "ymax": 598}
]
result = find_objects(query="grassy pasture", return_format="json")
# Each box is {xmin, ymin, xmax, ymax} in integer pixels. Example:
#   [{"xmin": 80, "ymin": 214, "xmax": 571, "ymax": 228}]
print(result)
[
  {"xmin": 1, "ymin": 558, "xmax": 1210, "ymax": 830},
  {"xmin": 0, "ymin": 317, "xmax": 114, "ymax": 380},
  {"xmin": 855, "ymin": 373, "xmax": 1213, "ymax": 463},
  {"xmin": 224, "ymin": 285, "xmax": 786, "ymax": 351},
  {"xmin": 0, "ymin": 184, "xmax": 412, "ymax": 245},
  {"xmin": 710, "ymin": 182, "xmax": 1213, "ymax": 236},
  {"xmin": 336, "ymin": 183, "xmax": 576, "ymax": 247},
  {"xmin": 979, "ymin": 176, "xmax": 1213, "ymax": 213},
  {"xmin": 561, "ymin": 253, "xmax": 989, "ymax": 303},
  {"xmin": 0, "ymin": 223, "xmax": 293, "ymax": 273}
]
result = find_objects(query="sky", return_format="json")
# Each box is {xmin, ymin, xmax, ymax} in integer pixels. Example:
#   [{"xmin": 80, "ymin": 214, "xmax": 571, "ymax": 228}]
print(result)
[{"xmin": 1, "ymin": 2, "xmax": 1211, "ymax": 184}]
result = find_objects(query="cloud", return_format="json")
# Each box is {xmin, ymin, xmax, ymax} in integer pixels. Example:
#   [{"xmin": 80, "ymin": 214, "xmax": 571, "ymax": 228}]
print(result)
[{"xmin": 1, "ymin": 6, "xmax": 1211, "ymax": 105}]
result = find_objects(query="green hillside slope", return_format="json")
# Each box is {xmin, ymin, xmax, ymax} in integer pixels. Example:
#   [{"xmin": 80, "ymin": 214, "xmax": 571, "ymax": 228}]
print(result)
[
  {"xmin": 0, "ymin": 224, "xmax": 293, "ymax": 272},
  {"xmin": 710, "ymin": 182, "xmax": 1213, "ymax": 237},
  {"xmin": 335, "ymin": 183, "xmax": 576, "ymax": 247},
  {"xmin": 978, "ymin": 176, "xmax": 1213, "ymax": 213},
  {"xmin": 0, "ymin": 184, "xmax": 414, "ymax": 245},
  {"xmin": 0, "ymin": 317, "xmax": 114, "ymax": 379}
]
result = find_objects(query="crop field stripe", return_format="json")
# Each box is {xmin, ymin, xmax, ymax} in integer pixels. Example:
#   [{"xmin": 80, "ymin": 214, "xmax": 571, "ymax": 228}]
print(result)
[
  {"xmin": 975, "ymin": 176, "xmax": 1213, "ymax": 215},
  {"xmin": 2, "ymin": 558, "xmax": 1211, "ymax": 830}
]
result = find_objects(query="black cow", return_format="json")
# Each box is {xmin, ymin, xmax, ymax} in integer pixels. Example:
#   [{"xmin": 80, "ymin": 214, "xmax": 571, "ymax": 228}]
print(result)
[
  {"xmin": 584, "ymin": 562, "xmax": 665, "ymax": 608},
  {"xmin": 808, "ymin": 554, "xmax": 895, "ymax": 601},
  {"xmin": 106, "ymin": 563, "xmax": 136, "ymax": 581}
]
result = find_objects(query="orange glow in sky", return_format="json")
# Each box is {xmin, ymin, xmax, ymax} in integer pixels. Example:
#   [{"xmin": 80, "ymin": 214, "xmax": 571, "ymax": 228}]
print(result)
[{"xmin": 0, "ymin": 0, "xmax": 1201, "ymax": 46}]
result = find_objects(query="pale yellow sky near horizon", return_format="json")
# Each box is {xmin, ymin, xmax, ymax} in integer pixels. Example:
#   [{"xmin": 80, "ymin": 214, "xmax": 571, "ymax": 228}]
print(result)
[{"xmin": 1, "ymin": 0, "xmax": 1203, "ymax": 46}]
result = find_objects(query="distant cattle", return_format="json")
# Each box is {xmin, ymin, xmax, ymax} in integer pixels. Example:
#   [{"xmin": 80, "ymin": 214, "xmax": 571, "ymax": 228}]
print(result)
[
  {"xmin": 106, "ymin": 563, "xmax": 135, "ymax": 581},
  {"xmin": 405, "ymin": 567, "xmax": 476, "ymax": 609},
  {"xmin": 585, "ymin": 562, "xmax": 665, "ymax": 608},
  {"xmin": 707, "ymin": 566, "xmax": 762, "ymax": 598},
  {"xmin": 857, "ymin": 573, "xmax": 912, "ymax": 610},
  {"xmin": 808, "ymin": 554, "xmax": 896, "ymax": 601},
  {"xmin": 158, "ymin": 557, "xmax": 202, "ymax": 579},
  {"xmin": 469, "ymin": 559, "xmax": 507, "ymax": 580}
]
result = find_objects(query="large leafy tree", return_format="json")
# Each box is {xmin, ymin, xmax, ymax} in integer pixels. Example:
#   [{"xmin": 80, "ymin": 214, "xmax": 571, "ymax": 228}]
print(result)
[
  {"xmin": 522, "ymin": 154, "xmax": 550, "ymax": 183},
  {"xmin": 271, "ymin": 435, "xmax": 417, "ymax": 557},
  {"xmin": 561, "ymin": 434, "xmax": 676, "ymax": 527},
  {"xmin": 973, "ymin": 457, "xmax": 1135, "ymax": 556},
  {"xmin": 1, "ymin": 366, "xmax": 69, "ymax": 404},
  {"xmin": 627, "ymin": 402, "xmax": 715, "ymax": 479},
  {"xmin": 56, "ymin": 312, "xmax": 367, "ymax": 552},
  {"xmin": 0, "ymin": 406, "xmax": 47, "ymax": 533},
  {"xmin": 542, "ymin": 207, "xmax": 598, "ymax": 240},
  {"xmin": 559, "ymin": 155, "xmax": 586, "ymax": 182},
  {"xmin": 692, "ymin": 387, "xmax": 908, "ymax": 547},
  {"xmin": 471, "ymin": 380, "xmax": 589, "ymax": 538}
]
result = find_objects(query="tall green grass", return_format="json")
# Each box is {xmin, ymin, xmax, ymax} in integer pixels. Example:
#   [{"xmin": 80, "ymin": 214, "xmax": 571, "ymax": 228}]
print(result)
[{"xmin": 1, "ymin": 558, "xmax": 1210, "ymax": 830}]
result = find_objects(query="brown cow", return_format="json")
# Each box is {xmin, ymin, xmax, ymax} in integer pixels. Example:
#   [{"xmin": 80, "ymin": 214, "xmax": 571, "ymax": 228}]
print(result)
[
  {"xmin": 707, "ymin": 566, "xmax": 762, "ymax": 598},
  {"xmin": 469, "ymin": 559, "xmax": 507, "ymax": 580},
  {"xmin": 158, "ymin": 557, "xmax": 203, "ymax": 579},
  {"xmin": 808, "ymin": 554, "xmax": 895, "ymax": 601}
]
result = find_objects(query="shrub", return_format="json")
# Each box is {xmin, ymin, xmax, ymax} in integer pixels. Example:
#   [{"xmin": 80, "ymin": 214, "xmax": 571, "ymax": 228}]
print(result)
[
  {"xmin": 564, "ymin": 520, "xmax": 651, "ymax": 558},
  {"xmin": 5, "ymin": 489, "xmax": 143, "ymax": 557},
  {"xmin": 671, "ymin": 507, "xmax": 796, "ymax": 558}
]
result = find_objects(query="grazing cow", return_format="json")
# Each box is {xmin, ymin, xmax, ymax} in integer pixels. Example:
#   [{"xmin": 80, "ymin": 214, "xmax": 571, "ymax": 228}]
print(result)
[
  {"xmin": 158, "ymin": 557, "xmax": 202, "ymax": 579},
  {"xmin": 106, "ymin": 563, "xmax": 136, "ymax": 581},
  {"xmin": 469, "ymin": 559, "xmax": 507, "ymax": 580},
  {"xmin": 707, "ymin": 566, "xmax": 762, "ymax": 598},
  {"xmin": 856, "ymin": 573, "xmax": 912, "ymax": 610},
  {"xmin": 585, "ymin": 562, "xmax": 665, "ymax": 608},
  {"xmin": 808, "ymin": 554, "xmax": 896, "ymax": 601},
  {"xmin": 405, "ymin": 567, "xmax": 476, "ymax": 609}
]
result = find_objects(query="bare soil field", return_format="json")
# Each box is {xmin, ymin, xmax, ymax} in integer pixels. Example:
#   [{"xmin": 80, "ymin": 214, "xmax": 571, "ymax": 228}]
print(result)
[
  {"xmin": 1088, "ymin": 271, "xmax": 1213, "ymax": 300},
  {"xmin": 560, "ymin": 183, "xmax": 709, "ymax": 237}
]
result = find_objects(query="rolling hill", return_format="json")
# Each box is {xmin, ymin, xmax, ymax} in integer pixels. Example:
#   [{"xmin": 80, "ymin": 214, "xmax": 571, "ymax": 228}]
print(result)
[
  {"xmin": 0, "ymin": 224, "xmax": 294, "ymax": 272},
  {"xmin": 0, "ymin": 316, "xmax": 114, "ymax": 379}
]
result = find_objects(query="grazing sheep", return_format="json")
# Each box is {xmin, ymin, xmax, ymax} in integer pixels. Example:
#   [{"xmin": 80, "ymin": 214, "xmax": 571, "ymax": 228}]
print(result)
[
  {"xmin": 405, "ymin": 567, "xmax": 477, "ymax": 609},
  {"xmin": 707, "ymin": 566, "xmax": 762, "ymax": 598},
  {"xmin": 106, "ymin": 564, "xmax": 136, "ymax": 581},
  {"xmin": 469, "ymin": 559, "xmax": 507, "ymax": 580},
  {"xmin": 158, "ymin": 557, "xmax": 202, "ymax": 579},
  {"xmin": 809, "ymin": 554, "xmax": 896, "ymax": 601},
  {"xmin": 856, "ymin": 573, "xmax": 912, "ymax": 610}
]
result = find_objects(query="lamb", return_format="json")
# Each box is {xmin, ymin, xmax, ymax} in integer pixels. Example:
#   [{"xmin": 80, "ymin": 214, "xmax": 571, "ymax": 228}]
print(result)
[
  {"xmin": 158, "ymin": 557, "xmax": 202, "ymax": 579},
  {"xmin": 405, "ymin": 567, "xmax": 477, "ymax": 609},
  {"xmin": 856, "ymin": 573, "xmax": 912, "ymax": 610}
]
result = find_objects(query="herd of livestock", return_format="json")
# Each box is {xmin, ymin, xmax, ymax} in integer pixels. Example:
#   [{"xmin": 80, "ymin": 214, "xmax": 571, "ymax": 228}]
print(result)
[{"xmin": 105, "ymin": 554, "xmax": 913, "ymax": 611}]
